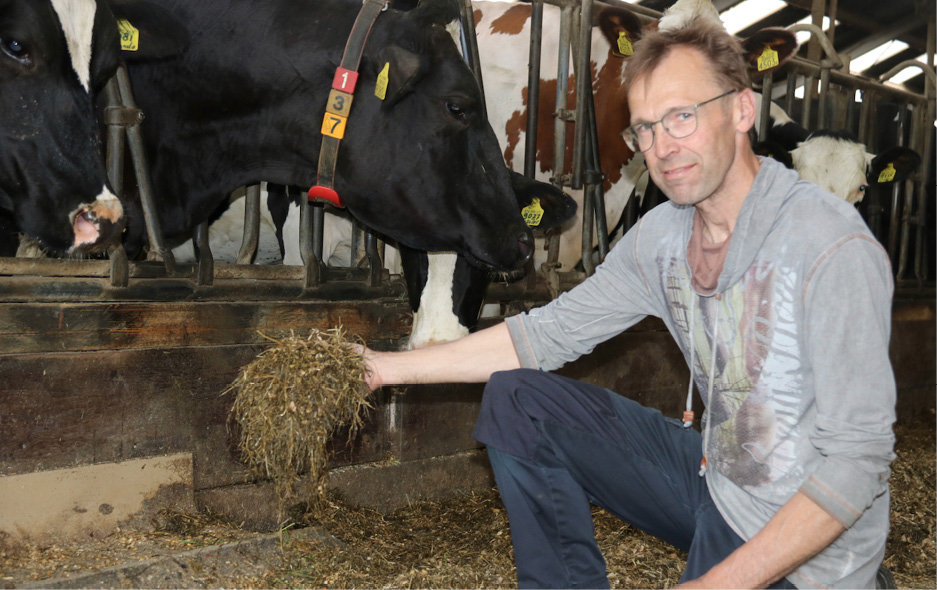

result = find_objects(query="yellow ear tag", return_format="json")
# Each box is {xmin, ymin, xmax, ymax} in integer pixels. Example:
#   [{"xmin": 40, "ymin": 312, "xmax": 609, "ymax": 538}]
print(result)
[
  {"xmin": 617, "ymin": 32, "xmax": 633, "ymax": 57},
  {"xmin": 521, "ymin": 198, "xmax": 545, "ymax": 227},
  {"xmin": 375, "ymin": 62, "xmax": 389, "ymax": 100},
  {"xmin": 877, "ymin": 163, "xmax": 897, "ymax": 183},
  {"xmin": 757, "ymin": 45, "xmax": 779, "ymax": 72},
  {"xmin": 117, "ymin": 19, "xmax": 139, "ymax": 52}
]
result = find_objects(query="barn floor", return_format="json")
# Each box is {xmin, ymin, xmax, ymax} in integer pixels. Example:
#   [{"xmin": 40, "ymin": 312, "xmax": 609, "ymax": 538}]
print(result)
[{"xmin": 1, "ymin": 412, "xmax": 933, "ymax": 589}]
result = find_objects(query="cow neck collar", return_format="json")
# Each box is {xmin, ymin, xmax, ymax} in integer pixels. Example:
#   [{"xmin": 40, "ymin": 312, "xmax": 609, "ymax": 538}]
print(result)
[{"xmin": 308, "ymin": 0, "xmax": 389, "ymax": 209}]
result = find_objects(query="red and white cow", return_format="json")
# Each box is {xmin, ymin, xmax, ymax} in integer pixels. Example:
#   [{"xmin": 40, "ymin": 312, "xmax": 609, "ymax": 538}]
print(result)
[{"xmin": 473, "ymin": 0, "xmax": 797, "ymax": 272}]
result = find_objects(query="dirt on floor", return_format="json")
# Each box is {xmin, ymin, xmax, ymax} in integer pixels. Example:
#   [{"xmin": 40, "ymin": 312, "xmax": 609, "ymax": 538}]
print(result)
[{"xmin": 1, "ymin": 413, "xmax": 933, "ymax": 589}]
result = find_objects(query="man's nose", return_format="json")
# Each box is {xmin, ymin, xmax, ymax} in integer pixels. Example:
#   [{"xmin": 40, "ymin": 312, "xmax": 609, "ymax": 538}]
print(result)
[{"xmin": 653, "ymin": 125, "xmax": 679, "ymax": 159}]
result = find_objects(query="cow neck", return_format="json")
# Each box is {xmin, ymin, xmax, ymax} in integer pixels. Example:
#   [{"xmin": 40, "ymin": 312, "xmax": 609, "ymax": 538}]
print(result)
[{"xmin": 307, "ymin": 0, "xmax": 389, "ymax": 209}]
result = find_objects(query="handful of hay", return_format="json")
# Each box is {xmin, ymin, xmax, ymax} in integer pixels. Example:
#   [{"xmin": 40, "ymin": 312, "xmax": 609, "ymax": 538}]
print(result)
[{"xmin": 226, "ymin": 327, "xmax": 371, "ymax": 514}]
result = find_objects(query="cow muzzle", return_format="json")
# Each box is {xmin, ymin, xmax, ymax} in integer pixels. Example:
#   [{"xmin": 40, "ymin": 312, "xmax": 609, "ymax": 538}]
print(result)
[{"xmin": 69, "ymin": 190, "xmax": 125, "ymax": 254}]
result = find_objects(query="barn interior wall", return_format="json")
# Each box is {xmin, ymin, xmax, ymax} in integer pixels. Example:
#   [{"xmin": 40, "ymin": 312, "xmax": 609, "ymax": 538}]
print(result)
[{"xmin": 0, "ymin": 294, "xmax": 932, "ymax": 542}]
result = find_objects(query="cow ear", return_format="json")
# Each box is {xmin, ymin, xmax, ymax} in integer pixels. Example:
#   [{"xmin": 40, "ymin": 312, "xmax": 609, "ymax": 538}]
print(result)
[
  {"xmin": 596, "ymin": 5, "xmax": 643, "ymax": 58},
  {"xmin": 374, "ymin": 45, "xmax": 428, "ymax": 107},
  {"xmin": 869, "ymin": 146, "xmax": 922, "ymax": 185},
  {"xmin": 753, "ymin": 140, "xmax": 794, "ymax": 169},
  {"xmin": 406, "ymin": 0, "xmax": 461, "ymax": 27},
  {"xmin": 509, "ymin": 172, "xmax": 578, "ymax": 230},
  {"xmin": 108, "ymin": 0, "xmax": 191, "ymax": 61},
  {"xmin": 741, "ymin": 28, "xmax": 799, "ymax": 75}
]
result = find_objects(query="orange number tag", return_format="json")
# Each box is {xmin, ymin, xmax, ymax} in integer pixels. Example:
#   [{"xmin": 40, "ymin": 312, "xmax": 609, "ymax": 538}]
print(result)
[{"xmin": 321, "ymin": 113, "xmax": 348, "ymax": 139}]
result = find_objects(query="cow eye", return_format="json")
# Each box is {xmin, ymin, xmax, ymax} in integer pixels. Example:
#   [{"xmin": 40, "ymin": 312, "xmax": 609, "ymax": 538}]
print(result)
[
  {"xmin": 446, "ymin": 101, "xmax": 468, "ymax": 120},
  {"xmin": 1, "ymin": 37, "xmax": 28, "ymax": 62}
]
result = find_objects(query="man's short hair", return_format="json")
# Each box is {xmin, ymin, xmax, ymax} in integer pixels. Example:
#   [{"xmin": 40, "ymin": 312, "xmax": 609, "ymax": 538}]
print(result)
[{"xmin": 623, "ymin": 19, "xmax": 751, "ymax": 93}]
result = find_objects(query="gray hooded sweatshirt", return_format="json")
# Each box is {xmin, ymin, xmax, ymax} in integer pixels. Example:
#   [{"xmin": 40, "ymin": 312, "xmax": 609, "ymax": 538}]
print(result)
[{"xmin": 505, "ymin": 157, "xmax": 896, "ymax": 589}]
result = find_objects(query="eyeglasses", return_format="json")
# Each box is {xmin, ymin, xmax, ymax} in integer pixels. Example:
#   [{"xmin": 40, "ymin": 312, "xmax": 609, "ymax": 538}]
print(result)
[{"xmin": 623, "ymin": 89, "xmax": 738, "ymax": 153}]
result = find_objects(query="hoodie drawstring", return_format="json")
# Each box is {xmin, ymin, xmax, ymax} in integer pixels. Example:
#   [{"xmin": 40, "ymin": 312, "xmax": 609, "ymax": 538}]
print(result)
[{"xmin": 685, "ymin": 294, "xmax": 720, "ymax": 477}]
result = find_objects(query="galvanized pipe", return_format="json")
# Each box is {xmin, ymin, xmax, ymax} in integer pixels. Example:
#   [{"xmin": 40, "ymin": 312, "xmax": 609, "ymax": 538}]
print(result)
[
  {"xmin": 551, "ymin": 4, "xmax": 574, "ymax": 189},
  {"xmin": 460, "ymin": 0, "xmax": 487, "ymax": 117},
  {"xmin": 194, "ymin": 221, "xmax": 213, "ymax": 286},
  {"xmin": 114, "ymin": 65, "xmax": 175, "ymax": 274},
  {"xmin": 236, "ymin": 185, "xmax": 261, "ymax": 265},
  {"xmin": 571, "ymin": 0, "xmax": 593, "ymax": 190},
  {"xmin": 525, "ymin": 0, "xmax": 545, "ymax": 179},
  {"xmin": 299, "ymin": 200, "xmax": 321, "ymax": 288}
]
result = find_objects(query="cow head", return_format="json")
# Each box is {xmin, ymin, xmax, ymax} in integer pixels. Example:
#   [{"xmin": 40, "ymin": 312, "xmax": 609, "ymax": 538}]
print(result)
[
  {"xmin": 761, "ymin": 130, "xmax": 922, "ymax": 204},
  {"xmin": 334, "ymin": 0, "xmax": 535, "ymax": 272},
  {"xmin": 0, "ymin": 0, "xmax": 126, "ymax": 256}
]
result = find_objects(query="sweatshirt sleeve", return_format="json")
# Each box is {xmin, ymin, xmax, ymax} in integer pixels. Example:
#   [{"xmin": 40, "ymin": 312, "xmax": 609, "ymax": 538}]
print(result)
[
  {"xmin": 799, "ymin": 234, "xmax": 897, "ymax": 528},
  {"xmin": 507, "ymin": 220, "xmax": 662, "ymax": 371}
]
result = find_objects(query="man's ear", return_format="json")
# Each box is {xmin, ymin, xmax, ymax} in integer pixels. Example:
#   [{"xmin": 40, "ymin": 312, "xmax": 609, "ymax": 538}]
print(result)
[{"xmin": 736, "ymin": 88, "xmax": 758, "ymax": 135}]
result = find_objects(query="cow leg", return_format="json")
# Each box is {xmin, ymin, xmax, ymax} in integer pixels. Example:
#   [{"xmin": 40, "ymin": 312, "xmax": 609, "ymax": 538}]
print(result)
[{"xmin": 399, "ymin": 246, "xmax": 490, "ymax": 349}]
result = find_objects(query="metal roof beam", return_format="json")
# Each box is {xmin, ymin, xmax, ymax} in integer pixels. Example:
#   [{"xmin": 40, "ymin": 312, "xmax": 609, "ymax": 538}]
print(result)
[
  {"xmin": 838, "ymin": 17, "xmax": 921, "ymax": 58},
  {"xmin": 779, "ymin": 0, "xmax": 928, "ymax": 52}
]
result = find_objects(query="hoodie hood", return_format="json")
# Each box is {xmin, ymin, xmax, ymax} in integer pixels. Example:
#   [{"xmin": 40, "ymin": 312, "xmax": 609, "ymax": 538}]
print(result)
[{"xmin": 710, "ymin": 157, "xmax": 801, "ymax": 294}]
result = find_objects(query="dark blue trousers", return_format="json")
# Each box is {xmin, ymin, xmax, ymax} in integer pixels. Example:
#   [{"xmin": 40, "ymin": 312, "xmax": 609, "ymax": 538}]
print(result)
[{"xmin": 473, "ymin": 369, "xmax": 795, "ymax": 589}]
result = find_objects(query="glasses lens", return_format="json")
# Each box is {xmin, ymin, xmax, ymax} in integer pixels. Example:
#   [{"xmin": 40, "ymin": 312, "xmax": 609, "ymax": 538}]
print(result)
[
  {"xmin": 625, "ymin": 125, "xmax": 655, "ymax": 152},
  {"xmin": 663, "ymin": 109, "xmax": 698, "ymax": 140}
]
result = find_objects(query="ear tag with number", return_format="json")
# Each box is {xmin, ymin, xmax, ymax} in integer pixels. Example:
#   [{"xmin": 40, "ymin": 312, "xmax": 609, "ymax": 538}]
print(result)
[
  {"xmin": 877, "ymin": 163, "xmax": 897, "ymax": 183},
  {"xmin": 117, "ymin": 19, "xmax": 139, "ymax": 52},
  {"xmin": 521, "ymin": 198, "xmax": 545, "ymax": 227},
  {"xmin": 375, "ymin": 62, "xmax": 390, "ymax": 100},
  {"xmin": 617, "ymin": 32, "xmax": 633, "ymax": 57},
  {"xmin": 757, "ymin": 45, "xmax": 779, "ymax": 71}
]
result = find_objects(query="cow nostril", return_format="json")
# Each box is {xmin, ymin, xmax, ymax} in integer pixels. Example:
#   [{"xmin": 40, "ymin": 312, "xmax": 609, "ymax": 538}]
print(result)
[{"xmin": 517, "ymin": 232, "xmax": 534, "ymax": 262}]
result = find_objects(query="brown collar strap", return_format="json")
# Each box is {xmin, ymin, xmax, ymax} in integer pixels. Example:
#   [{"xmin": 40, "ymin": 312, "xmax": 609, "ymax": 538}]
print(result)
[{"xmin": 308, "ymin": 0, "xmax": 389, "ymax": 209}]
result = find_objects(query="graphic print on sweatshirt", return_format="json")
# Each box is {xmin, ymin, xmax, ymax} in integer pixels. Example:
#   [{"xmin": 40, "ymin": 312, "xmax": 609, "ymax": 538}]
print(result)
[{"xmin": 664, "ymin": 250, "xmax": 809, "ymax": 499}]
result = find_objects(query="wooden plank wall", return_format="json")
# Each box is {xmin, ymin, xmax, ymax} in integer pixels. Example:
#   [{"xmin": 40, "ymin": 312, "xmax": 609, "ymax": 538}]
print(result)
[{"xmin": 0, "ymin": 275, "xmax": 932, "ymax": 533}]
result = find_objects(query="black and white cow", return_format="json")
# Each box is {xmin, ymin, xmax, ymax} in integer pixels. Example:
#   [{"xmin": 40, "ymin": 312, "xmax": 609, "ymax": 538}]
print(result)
[
  {"xmin": 173, "ymin": 171, "xmax": 577, "ymax": 348},
  {"xmin": 119, "ymin": 0, "xmax": 538, "ymax": 273},
  {"xmin": 753, "ymin": 96, "xmax": 922, "ymax": 205},
  {"xmin": 0, "ymin": 0, "xmax": 129, "ymax": 256}
]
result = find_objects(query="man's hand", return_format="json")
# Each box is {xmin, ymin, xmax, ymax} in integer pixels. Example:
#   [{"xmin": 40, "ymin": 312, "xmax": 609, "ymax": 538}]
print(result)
[
  {"xmin": 676, "ymin": 492, "xmax": 846, "ymax": 589},
  {"xmin": 354, "ymin": 344, "xmax": 383, "ymax": 391}
]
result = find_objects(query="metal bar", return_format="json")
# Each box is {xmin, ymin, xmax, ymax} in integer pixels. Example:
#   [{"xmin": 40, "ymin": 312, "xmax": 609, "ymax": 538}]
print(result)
[
  {"xmin": 759, "ymin": 73, "xmax": 774, "ymax": 141},
  {"xmin": 194, "ymin": 221, "xmax": 213, "ymax": 286},
  {"xmin": 802, "ymin": 74, "xmax": 816, "ymax": 128},
  {"xmin": 103, "ymin": 77, "xmax": 126, "ymax": 200},
  {"xmin": 571, "ymin": 0, "xmax": 593, "ymax": 190},
  {"xmin": 784, "ymin": 74, "xmax": 797, "ymax": 115},
  {"xmin": 460, "ymin": 0, "xmax": 486, "ymax": 117},
  {"xmin": 114, "ymin": 65, "xmax": 175, "ymax": 273},
  {"xmin": 236, "ymin": 185, "xmax": 261, "ymax": 265},
  {"xmin": 585, "ymin": 94, "xmax": 608, "ymax": 266},
  {"xmin": 102, "ymin": 76, "xmax": 130, "ymax": 288},
  {"xmin": 552, "ymin": 4, "xmax": 573, "ymax": 188},
  {"xmin": 817, "ymin": 66, "xmax": 830, "ymax": 129},
  {"xmin": 365, "ymin": 231, "xmax": 381, "ymax": 287},
  {"xmin": 782, "ymin": 57, "xmax": 928, "ymax": 105},
  {"xmin": 313, "ymin": 204, "xmax": 325, "ymax": 263},
  {"xmin": 525, "ymin": 0, "xmax": 544, "ymax": 179},
  {"xmin": 299, "ymin": 200, "xmax": 321, "ymax": 288}
]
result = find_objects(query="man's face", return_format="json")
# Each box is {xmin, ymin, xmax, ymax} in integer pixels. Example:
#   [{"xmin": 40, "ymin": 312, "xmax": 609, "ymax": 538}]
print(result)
[{"xmin": 628, "ymin": 47, "xmax": 741, "ymax": 207}]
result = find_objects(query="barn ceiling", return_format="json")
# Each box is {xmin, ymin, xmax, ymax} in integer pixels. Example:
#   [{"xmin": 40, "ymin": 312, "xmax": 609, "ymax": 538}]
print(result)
[{"xmin": 632, "ymin": 0, "xmax": 936, "ymax": 95}]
